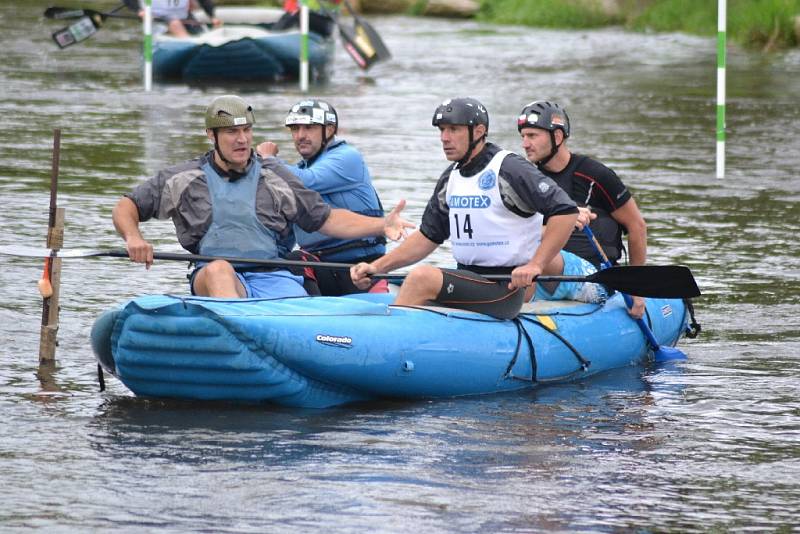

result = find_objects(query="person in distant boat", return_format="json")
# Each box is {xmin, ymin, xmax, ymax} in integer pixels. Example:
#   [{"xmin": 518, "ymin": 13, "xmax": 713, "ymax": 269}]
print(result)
[
  {"xmin": 256, "ymin": 99, "xmax": 387, "ymax": 296},
  {"xmin": 123, "ymin": 0, "xmax": 221, "ymax": 38},
  {"xmin": 270, "ymin": 0, "xmax": 340, "ymax": 37},
  {"xmin": 517, "ymin": 101, "xmax": 648, "ymax": 318},
  {"xmin": 349, "ymin": 97, "xmax": 607, "ymax": 320},
  {"xmin": 112, "ymin": 95, "xmax": 413, "ymax": 299}
]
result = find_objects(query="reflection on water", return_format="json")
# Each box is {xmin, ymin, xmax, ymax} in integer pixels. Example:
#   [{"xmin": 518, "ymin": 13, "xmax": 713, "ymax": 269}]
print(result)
[
  {"xmin": 74, "ymin": 367, "xmax": 675, "ymax": 531},
  {"xmin": 1, "ymin": 0, "xmax": 799, "ymax": 531}
]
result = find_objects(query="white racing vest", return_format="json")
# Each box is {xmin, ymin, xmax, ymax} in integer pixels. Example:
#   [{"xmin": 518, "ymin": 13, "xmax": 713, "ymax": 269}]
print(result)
[
  {"xmin": 446, "ymin": 150, "xmax": 543, "ymax": 267},
  {"xmin": 150, "ymin": 0, "xmax": 190, "ymax": 20}
]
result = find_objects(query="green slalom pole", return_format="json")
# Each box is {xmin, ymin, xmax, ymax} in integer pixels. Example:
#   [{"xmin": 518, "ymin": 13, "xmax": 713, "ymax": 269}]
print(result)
[
  {"xmin": 716, "ymin": 0, "xmax": 726, "ymax": 178},
  {"xmin": 143, "ymin": 0, "xmax": 153, "ymax": 91},
  {"xmin": 300, "ymin": 1, "xmax": 309, "ymax": 92}
]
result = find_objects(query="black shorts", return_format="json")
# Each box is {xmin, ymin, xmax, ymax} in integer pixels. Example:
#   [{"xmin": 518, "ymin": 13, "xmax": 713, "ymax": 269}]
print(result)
[
  {"xmin": 284, "ymin": 249, "xmax": 383, "ymax": 297},
  {"xmin": 435, "ymin": 269, "xmax": 525, "ymax": 320}
]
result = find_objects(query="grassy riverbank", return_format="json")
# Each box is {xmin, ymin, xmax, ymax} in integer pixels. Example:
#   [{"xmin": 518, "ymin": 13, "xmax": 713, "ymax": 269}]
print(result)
[
  {"xmin": 477, "ymin": 0, "xmax": 800, "ymax": 50},
  {"xmin": 220, "ymin": 0, "xmax": 799, "ymax": 50}
]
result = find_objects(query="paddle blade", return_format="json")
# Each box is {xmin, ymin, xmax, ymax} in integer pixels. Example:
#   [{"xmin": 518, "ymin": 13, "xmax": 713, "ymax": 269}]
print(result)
[
  {"xmin": 337, "ymin": 0, "xmax": 390, "ymax": 70},
  {"xmin": 339, "ymin": 21, "xmax": 389, "ymax": 69},
  {"xmin": 51, "ymin": 15, "xmax": 100, "ymax": 48},
  {"xmin": 591, "ymin": 265, "xmax": 701, "ymax": 299},
  {"xmin": 356, "ymin": 19, "xmax": 390, "ymax": 61},
  {"xmin": 653, "ymin": 345, "xmax": 687, "ymax": 362}
]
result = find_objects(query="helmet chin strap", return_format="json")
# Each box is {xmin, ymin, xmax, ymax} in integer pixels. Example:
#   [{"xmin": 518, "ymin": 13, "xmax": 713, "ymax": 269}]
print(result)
[
  {"xmin": 212, "ymin": 130, "xmax": 249, "ymax": 179},
  {"xmin": 305, "ymin": 125, "xmax": 332, "ymax": 163},
  {"xmin": 213, "ymin": 130, "xmax": 235, "ymax": 166},
  {"xmin": 535, "ymin": 131, "xmax": 563, "ymax": 170},
  {"xmin": 456, "ymin": 126, "xmax": 485, "ymax": 169}
]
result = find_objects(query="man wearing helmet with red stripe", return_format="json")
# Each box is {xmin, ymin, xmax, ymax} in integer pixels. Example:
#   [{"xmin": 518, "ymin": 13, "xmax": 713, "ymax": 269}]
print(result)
[
  {"xmin": 350, "ymin": 97, "xmax": 607, "ymax": 320},
  {"xmin": 518, "ymin": 101, "xmax": 648, "ymax": 318}
]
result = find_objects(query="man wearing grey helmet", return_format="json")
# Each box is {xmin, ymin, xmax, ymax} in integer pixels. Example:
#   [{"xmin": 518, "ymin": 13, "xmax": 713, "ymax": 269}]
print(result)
[
  {"xmin": 351, "ymin": 97, "xmax": 606, "ymax": 320},
  {"xmin": 257, "ymin": 99, "xmax": 387, "ymax": 296},
  {"xmin": 112, "ymin": 95, "xmax": 413, "ymax": 300}
]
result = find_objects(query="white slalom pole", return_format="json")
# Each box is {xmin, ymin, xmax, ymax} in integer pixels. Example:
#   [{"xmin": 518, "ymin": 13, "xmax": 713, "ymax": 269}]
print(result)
[
  {"xmin": 144, "ymin": 0, "xmax": 153, "ymax": 91},
  {"xmin": 300, "ymin": 2, "xmax": 309, "ymax": 92},
  {"xmin": 716, "ymin": 0, "xmax": 726, "ymax": 178}
]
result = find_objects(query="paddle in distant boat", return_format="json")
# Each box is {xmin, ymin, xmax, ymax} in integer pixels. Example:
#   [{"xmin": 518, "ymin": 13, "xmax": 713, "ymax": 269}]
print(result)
[
  {"xmin": 582, "ymin": 226, "xmax": 691, "ymax": 361},
  {"xmin": 336, "ymin": 0, "xmax": 391, "ymax": 69},
  {"xmin": 46, "ymin": 4, "xmax": 131, "ymax": 48},
  {"xmin": 0, "ymin": 245, "xmax": 701, "ymax": 300},
  {"xmin": 45, "ymin": 4, "xmax": 206, "ymax": 49}
]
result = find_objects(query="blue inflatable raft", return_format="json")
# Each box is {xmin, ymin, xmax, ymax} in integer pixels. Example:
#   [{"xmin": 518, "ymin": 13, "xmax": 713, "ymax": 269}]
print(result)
[
  {"xmin": 153, "ymin": 24, "xmax": 334, "ymax": 83},
  {"xmin": 90, "ymin": 292, "xmax": 691, "ymax": 408}
]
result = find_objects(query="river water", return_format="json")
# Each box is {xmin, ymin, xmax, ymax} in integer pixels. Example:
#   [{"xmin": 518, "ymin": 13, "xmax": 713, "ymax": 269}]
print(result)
[{"xmin": 1, "ymin": 1, "xmax": 799, "ymax": 531}]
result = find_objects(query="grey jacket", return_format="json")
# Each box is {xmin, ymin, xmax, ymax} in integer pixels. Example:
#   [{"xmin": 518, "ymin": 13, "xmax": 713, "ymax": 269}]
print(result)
[{"xmin": 125, "ymin": 151, "xmax": 331, "ymax": 254}]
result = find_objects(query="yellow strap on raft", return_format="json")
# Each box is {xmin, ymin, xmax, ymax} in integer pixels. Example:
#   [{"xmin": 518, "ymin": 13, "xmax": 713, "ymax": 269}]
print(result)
[{"xmin": 536, "ymin": 315, "xmax": 557, "ymax": 331}]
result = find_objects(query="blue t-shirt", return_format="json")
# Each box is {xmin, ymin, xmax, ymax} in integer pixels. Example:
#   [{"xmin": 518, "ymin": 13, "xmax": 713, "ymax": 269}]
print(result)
[{"xmin": 288, "ymin": 139, "xmax": 385, "ymax": 262}]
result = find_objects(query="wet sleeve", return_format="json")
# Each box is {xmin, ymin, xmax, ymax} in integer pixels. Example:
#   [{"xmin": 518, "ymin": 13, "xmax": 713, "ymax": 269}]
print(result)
[
  {"xmin": 498, "ymin": 153, "xmax": 577, "ymax": 222},
  {"xmin": 418, "ymin": 168, "xmax": 452, "ymax": 245},
  {"xmin": 124, "ymin": 168, "xmax": 171, "ymax": 222},
  {"xmin": 125, "ymin": 158, "xmax": 205, "ymax": 222}
]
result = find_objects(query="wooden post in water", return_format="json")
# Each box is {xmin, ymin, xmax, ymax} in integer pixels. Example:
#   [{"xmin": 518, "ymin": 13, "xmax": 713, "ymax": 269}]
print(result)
[{"xmin": 38, "ymin": 129, "xmax": 64, "ymax": 364}]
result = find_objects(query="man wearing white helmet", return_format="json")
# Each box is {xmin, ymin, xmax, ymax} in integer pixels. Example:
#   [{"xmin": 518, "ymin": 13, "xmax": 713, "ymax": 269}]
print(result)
[
  {"xmin": 257, "ymin": 99, "xmax": 387, "ymax": 296},
  {"xmin": 112, "ymin": 95, "xmax": 413, "ymax": 299}
]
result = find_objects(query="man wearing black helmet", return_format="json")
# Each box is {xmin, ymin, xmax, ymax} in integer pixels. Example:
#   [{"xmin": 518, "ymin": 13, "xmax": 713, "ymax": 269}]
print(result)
[
  {"xmin": 517, "ymin": 101, "xmax": 648, "ymax": 318},
  {"xmin": 112, "ymin": 95, "xmax": 413, "ymax": 300},
  {"xmin": 256, "ymin": 99, "xmax": 387, "ymax": 296},
  {"xmin": 350, "ymin": 97, "xmax": 607, "ymax": 320}
]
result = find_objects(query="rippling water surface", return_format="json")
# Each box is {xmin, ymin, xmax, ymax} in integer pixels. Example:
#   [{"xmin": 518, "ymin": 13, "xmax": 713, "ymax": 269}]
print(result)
[{"xmin": 1, "ymin": 1, "xmax": 799, "ymax": 531}]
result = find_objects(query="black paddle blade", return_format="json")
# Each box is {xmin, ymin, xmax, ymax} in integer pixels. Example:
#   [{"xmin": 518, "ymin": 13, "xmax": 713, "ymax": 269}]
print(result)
[
  {"xmin": 52, "ymin": 15, "xmax": 100, "ymax": 49},
  {"xmin": 591, "ymin": 265, "xmax": 701, "ymax": 299},
  {"xmin": 356, "ymin": 19, "xmax": 390, "ymax": 60},
  {"xmin": 339, "ymin": 21, "xmax": 390, "ymax": 69},
  {"xmin": 338, "ymin": 0, "xmax": 390, "ymax": 70}
]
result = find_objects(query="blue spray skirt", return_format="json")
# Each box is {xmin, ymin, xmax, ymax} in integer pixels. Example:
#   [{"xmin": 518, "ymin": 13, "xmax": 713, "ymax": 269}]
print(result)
[{"xmin": 91, "ymin": 292, "xmax": 689, "ymax": 408}]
